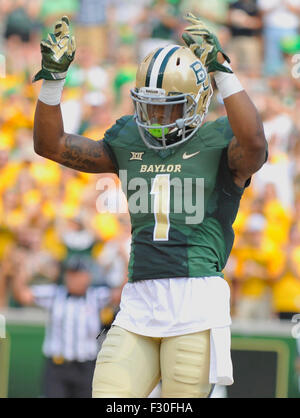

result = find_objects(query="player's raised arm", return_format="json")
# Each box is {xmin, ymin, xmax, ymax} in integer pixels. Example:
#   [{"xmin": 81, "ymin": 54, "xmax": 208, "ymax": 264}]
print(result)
[
  {"xmin": 182, "ymin": 13, "xmax": 267, "ymax": 188},
  {"xmin": 221, "ymin": 89, "xmax": 266, "ymax": 188},
  {"xmin": 33, "ymin": 17, "xmax": 116, "ymax": 174}
]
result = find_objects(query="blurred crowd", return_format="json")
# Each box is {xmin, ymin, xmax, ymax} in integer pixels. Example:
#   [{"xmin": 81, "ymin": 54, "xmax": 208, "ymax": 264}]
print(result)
[{"xmin": 0, "ymin": 0, "xmax": 300, "ymax": 323}]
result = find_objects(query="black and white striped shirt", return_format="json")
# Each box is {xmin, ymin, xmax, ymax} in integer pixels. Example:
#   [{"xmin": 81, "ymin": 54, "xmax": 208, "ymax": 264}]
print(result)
[{"xmin": 31, "ymin": 284, "xmax": 111, "ymax": 362}]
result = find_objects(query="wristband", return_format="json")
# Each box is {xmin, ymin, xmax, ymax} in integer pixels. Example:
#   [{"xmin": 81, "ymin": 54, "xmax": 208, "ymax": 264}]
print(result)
[
  {"xmin": 214, "ymin": 61, "xmax": 244, "ymax": 100},
  {"xmin": 38, "ymin": 79, "xmax": 65, "ymax": 106}
]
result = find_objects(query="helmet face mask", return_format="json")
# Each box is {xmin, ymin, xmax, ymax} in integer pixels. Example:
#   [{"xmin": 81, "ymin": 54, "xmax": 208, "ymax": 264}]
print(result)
[{"xmin": 131, "ymin": 45, "xmax": 213, "ymax": 150}]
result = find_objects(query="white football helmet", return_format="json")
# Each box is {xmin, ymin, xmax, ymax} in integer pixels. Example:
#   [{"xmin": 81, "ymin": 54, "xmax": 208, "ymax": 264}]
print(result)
[{"xmin": 130, "ymin": 44, "xmax": 213, "ymax": 150}]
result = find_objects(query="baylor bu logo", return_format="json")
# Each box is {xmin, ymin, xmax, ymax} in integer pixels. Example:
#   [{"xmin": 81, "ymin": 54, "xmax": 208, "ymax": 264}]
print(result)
[
  {"xmin": 190, "ymin": 61, "xmax": 206, "ymax": 85},
  {"xmin": 130, "ymin": 152, "xmax": 144, "ymax": 161}
]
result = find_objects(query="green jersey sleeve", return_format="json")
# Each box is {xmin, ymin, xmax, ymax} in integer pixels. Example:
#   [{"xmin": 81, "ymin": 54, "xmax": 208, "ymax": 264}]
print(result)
[{"xmin": 102, "ymin": 115, "xmax": 134, "ymax": 172}]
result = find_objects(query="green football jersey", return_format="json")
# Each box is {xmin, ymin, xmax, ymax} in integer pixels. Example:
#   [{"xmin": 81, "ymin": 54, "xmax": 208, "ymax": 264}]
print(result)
[{"xmin": 103, "ymin": 115, "xmax": 246, "ymax": 282}]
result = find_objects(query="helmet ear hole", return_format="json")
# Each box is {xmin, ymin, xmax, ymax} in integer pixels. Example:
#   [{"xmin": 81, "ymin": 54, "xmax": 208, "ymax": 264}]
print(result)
[{"xmin": 176, "ymin": 57, "xmax": 181, "ymax": 66}]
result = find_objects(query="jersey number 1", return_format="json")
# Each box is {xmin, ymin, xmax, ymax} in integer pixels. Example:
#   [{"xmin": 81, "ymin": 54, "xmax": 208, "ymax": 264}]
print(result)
[{"xmin": 151, "ymin": 174, "xmax": 170, "ymax": 241}]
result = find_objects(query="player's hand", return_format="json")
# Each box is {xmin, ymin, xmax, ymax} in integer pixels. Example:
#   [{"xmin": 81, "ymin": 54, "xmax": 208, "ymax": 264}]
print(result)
[
  {"xmin": 182, "ymin": 13, "xmax": 233, "ymax": 74},
  {"xmin": 33, "ymin": 16, "xmax": 76, "ymax": 82}
]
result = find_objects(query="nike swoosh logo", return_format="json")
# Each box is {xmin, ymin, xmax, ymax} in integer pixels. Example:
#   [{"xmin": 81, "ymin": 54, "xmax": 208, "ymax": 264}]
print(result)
[{"xmin": 182, "ymin": 151, "xmax": 200, "ymax": 160}]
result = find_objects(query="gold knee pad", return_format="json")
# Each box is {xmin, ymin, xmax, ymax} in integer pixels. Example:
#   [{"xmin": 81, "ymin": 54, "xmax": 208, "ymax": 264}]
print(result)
[
  {"xmin": 160, "ymin": 330, "xmax": 211, "ymax": 398},
  {"xmin": 92, "ymin": 326, "xmax": 160, "ymax": 398}
]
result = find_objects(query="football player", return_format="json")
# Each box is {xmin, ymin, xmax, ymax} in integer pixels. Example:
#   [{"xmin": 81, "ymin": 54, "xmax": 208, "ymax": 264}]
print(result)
[{"xmin": 33, "ymin": 15, "xmax": 267, "ymax": 398}]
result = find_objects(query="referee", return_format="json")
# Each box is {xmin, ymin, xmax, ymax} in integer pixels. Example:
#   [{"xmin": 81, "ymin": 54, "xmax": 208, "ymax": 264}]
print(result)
[{"xmin": 12, "ymin": 255, "xmax": 115, "ymax": 398}]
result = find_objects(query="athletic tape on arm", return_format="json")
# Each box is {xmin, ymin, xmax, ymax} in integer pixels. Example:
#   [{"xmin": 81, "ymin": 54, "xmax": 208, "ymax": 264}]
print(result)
[
  {"xmin": 214, "ymin": 61, "xmax": 244, "ymax": 100},
  {"xmin": 38, "ymin": 79, "xmax": 65, "ymax": 106}
]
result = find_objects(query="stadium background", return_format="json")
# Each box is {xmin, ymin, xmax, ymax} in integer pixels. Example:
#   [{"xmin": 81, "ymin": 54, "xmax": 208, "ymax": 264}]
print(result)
[{"xmin": 0, "ymin": 0, "xmax": 300, "ymax": 398}]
